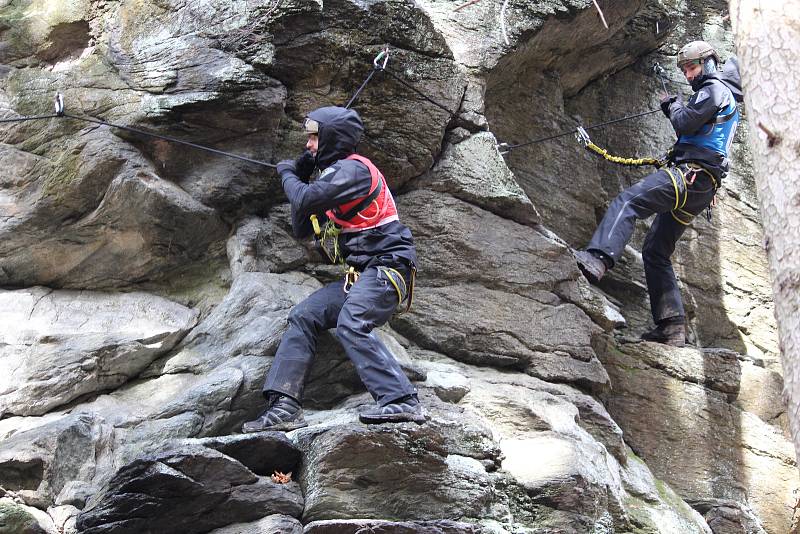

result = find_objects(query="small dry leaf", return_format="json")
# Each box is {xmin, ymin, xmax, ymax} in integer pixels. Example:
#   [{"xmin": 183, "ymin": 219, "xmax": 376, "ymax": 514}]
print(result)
[{"xmin": 271, "ymin": 470, "xmax": 292, "ymax": 484}]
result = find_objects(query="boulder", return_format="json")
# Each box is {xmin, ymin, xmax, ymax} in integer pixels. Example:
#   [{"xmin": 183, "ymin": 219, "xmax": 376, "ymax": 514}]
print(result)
[
  {"xmin": 0, "ymin": 498, "xmax": 49, "ymax": 534},
  {"xmin": 0, "ymin": 132, "xmax": 230, "ymax": 288},
  {"xmin": 304, "ymin": 519, "xmax": 492, "ymax": 533},
  {"xmin": 393, "ymin": 283, "xmax": 607, "ymax": 390},
  {"xmin": 294, "ymin": 395, "xmax": 498, "ymax": 523},
  {"xmin": 399, "ymin": 190, "xmax": 577, "ymax": 292},
  {"xmin": 0, "ymin": 413, "xmax": 107, "ymax": 508},
  {"xmin": 208, "ymin": 514, "xmax": 303, "ymax": 534},
  {"xmin": 414, "ymin": 131, "xmax": 539, "ymax": 226},
  {"xmin": 76, "ymin": 442, "xmax": 303, "ymax": 534},
  {"xmin": 600, "ymin": 342, "xmax": 798, "ymax": 533},
  {"xmin": 0, "ymin": 287, "xmax": 198, "ymax": 417},
  {"xmin": 226, "ymin": 213, "xmax": 308, "ymax": 278}
]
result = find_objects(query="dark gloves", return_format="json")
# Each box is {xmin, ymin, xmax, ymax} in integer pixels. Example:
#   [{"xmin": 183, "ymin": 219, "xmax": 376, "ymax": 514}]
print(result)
[
  {"xmin": 660, "ymin": 94, "xmax": 678, "ymax": 117},
  {"xmin": 276, "ymin": 159, "xmax": 297, "ymax": 178},
  {"xmin": 277, "ymin": 151, "xmax": 316, "ymax": 182},
  {"xmin": 294, "ymin": 150, "xmax": 316, "ymax": 181}
]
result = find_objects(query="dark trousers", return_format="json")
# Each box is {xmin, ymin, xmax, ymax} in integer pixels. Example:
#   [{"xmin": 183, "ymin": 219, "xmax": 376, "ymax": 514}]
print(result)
[
  {"xmin": 263, "ymin": 265, "xmax": 416, "ymax": 406},
  {"xmin": 587, "ymin": 164, "xmax": 717, "ymax": 323}
]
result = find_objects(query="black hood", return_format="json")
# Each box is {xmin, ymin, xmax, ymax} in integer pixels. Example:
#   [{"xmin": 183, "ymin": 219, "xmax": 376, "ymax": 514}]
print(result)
[
  {"xmin": 307, "ymin": 106, "xmax": 364, "ymax": 169},
  {"xmin": 691, "ymin": 57, "xmax": 744, "ymax": 102}
]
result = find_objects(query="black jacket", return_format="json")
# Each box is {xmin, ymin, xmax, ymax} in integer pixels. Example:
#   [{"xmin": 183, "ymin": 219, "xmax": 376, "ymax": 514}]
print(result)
[
  {"xmin": 663, "ymin": 58, "xmax": 744, "ymax": 178},
  {"xmin": 279, "ymin": 106, "xmax": 417, "ymax": 270}
]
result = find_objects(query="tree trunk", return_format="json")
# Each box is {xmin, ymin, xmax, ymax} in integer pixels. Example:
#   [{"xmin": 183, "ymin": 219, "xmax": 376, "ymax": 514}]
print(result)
[{"xmin": 729, "ymin": 0, "xmax": 800, "ymax": 463}]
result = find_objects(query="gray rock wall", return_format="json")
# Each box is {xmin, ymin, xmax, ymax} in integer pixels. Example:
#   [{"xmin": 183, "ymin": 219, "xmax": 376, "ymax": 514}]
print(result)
[{"xmin": 1, "ymin": 1, "xmax": 794, "ymax": 533}]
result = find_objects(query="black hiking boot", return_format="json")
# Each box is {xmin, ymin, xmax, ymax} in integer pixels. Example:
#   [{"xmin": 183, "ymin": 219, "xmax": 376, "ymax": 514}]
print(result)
[
  {"xmin": 574, "ymin": 250, "xmax": 608, "ymax": 284},
  {"xmin": 242, "ymin": 395, "xmax": 307, "ymax": 433},
  {"xmin": 359, "ymin": 395, "xmax": 427, "ymax": 425},
  {"xmin": 641, "ymin": 318, "xmax": 686, "ymax": 347}
]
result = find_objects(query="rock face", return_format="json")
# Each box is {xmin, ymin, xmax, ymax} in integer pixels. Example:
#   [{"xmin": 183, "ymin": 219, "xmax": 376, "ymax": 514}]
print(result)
[
  {"xmin": 0, "ymin": 0, "xmax": 794, "ymax": 533},
  {"xmin": 0, "ymin": 287, "xmax": 198, "ymax": 417},
  {"xmin": 76, "ymin": 436, "xmax": 304, "ymax": 534},
  {"xmin": 600, "ymin": 341, "xmax": 795, "ymax": 534}
]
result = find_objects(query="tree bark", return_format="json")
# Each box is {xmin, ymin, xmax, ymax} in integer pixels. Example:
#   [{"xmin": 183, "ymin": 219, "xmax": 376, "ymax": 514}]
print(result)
[{"xmin": 729, "ymin": 0, "xmax": 800, "ymax": 463}]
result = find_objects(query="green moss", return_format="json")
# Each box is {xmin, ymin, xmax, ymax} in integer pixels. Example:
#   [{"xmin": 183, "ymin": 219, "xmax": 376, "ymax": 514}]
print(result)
[
  {"xmin": 626, "ymin": 449, "xmax": 646, "ymax": 465},
  {"xmin": 622, "ymin": 495, "xmax": 661, "ymax": 534},
  {"xmin": 0, "ymin": 1, "xmax": 36, "ymax": 61},
  {"xmin": 41, "ymin": 148, "xmax": 82, "ymax": 199},
  {"xmin": 0, "ymin": 500, "xmax": 43, "ymax": 534}
]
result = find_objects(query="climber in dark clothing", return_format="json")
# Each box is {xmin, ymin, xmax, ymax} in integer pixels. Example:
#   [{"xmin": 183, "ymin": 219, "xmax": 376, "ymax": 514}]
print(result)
[
  {"xmin": 242, "ymin": 106, "xmax": 424, "ymax": 433},
  {"xmin": 575, "ymin": 41, "xmax": 744, "ymax": 346}
]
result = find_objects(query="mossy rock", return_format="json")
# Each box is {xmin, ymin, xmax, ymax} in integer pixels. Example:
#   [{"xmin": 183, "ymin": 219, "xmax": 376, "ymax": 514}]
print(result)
[{"xmin": 0, "ymin": 500, "xmax": 46, "ymax": 534}]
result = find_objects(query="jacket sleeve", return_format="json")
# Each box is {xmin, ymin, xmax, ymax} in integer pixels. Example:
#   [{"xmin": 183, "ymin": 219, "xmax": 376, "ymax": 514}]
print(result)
[
  {"xmin": 281, "ymin": 160, "xmax": 372, "ymax": 238},
  {"xmin": 666, "ymin": 81, "xmax": 726, "ymax": 136}
]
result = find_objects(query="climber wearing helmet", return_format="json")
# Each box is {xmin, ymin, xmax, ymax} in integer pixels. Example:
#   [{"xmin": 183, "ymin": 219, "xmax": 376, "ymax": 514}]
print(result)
[
  {"xmin": 574, "ymin": 41, "xmax": 744, "ymax": 346},
  {"xmin": 242, "ymin": 106, "xmax": 424, "ymax": 433}
]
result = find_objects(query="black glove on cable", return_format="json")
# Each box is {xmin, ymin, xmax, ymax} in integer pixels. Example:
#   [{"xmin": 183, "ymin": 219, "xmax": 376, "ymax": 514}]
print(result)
[
  {"xmin": 294, "ymin": 150, "xmax": 316, "ymax": 182},
  {"xmin": 276, "ymin": 159, "xmax": 297, "ymax": 179},
  {"xmin": 660, "ymin": 94, "xmax": 678, "ymax": 117}
]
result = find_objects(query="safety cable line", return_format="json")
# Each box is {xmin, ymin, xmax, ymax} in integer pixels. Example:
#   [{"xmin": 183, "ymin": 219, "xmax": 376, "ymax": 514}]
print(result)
[
  {"xmin": 382, "ymin": 67, "xmax": 458, "ymax": 116},
  {"xmin": 0, "ymin": 113, "xmax": 61, "ymax": 123},
  {"xmin": 61, "ymin": 113, "xmax": 277, "ymax": 168},
  {"xmin": 343, "ymin": 59, "xmax": 457, "ymax": 116},
  {"xmin": 2, "ymin": 49, "xmax": 458, "ymax": 171},
  {"xmin": 501, "ymin": 108, "xmax": 661, "ymax": 151},
  {"xmin": 345, "ymin": 68, "xmax": 379, "ymax": 109},
  {"xmin": 1, "ymin": 109, "xmax": 278, "ymax": 168}
]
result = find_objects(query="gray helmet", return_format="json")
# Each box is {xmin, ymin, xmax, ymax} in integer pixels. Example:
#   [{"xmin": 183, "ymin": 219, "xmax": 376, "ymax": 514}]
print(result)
[{"xmin": 676, "ymin": 40, "xmax": 720, "ymax": 68}]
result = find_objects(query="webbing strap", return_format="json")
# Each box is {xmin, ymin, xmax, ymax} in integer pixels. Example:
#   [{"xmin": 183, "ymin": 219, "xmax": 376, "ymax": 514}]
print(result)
[
  {"xmin": 664, "ymin": 167, "xmax": 682, "ymax": 211},
  {"xmin": 335, "ymin": 178, "xmax": 383, "ymax": 221},
  {"xmin": 670, "ymin": 206, "xmax": 696, "ymax": 226},
  {"xmin": 712, "ymin": 108, "xmax": 737, "ymax": 125},
  {"xmin": 686, "ymin": 163, "xmax": 717, "ymax": 189},
  {"xmin": 380, "ymin": 267, "xmax": 406, "ymax": 302},
  {"xmin": 379, "ymin": 266, "xmax": 416, "ymax": 313}
]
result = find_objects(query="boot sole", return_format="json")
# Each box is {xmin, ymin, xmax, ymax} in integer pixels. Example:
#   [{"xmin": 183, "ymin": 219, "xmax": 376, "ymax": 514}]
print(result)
[
  {"xmin": 359, "ymin": 412, "xmax": 427, "ymax": 425},
  {"xmin": 576, "ymin": 259, "xmax": 605, "ymax": 284},
  {"xmin": 640, "ymin": 338, "xmax": 686, "ymax": 347},
  {"xmin": 241, "ymin": 419, "xmax": 308, "ymax": 433}
]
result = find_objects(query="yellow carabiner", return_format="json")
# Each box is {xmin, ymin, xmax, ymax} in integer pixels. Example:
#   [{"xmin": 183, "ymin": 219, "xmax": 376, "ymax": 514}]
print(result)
[{"xmin": 310, "ymin": 214, "xmax": 321, "ymax": 237}]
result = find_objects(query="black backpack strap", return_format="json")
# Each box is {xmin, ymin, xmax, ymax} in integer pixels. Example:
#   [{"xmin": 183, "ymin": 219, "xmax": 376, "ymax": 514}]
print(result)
[
  {"xmin": 334, "ymin": 178, "xmax": 383, "ymax": 222},
  {"xmin": 711, "ymin": 107, "xmax": 737, "ymax": 125}
]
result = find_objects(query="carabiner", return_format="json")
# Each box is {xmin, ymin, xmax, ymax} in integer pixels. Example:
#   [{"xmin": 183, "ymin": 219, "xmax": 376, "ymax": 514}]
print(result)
[
  {"xmin": 652, "ymin": 62, "xmax": 668, "ymax": 93},
  {"xmin": 497, "ymin": 142, "xmax": 511, "ymax": 155},
  {"xmin": 373, "ymin": 47, "xmax": 390, "ymax": 71},
  {"xmin": 343, "ymin": 266, "xmax": 360, "ymax": 293},
  {"xmin": 575, "ymin": 126, "xmax": 591, "ymax": 147},
  {"xmin": 54, "ymin": 93, "xmax": 64, "ymax": 116}
]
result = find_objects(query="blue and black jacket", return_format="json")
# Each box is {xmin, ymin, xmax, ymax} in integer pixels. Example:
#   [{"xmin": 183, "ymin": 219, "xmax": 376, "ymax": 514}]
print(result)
[{"xmin": 662, "ymin": 58, "xmax": 744, "ymax": 180}]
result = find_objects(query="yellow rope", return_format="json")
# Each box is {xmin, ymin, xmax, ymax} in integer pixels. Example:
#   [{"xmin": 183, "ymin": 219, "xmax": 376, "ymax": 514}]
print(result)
[
  {"xmin": 585, "ymin": 142, "xmax": 661, "ymax": 167},
  {"xmin": 580, "ymin": 134, "xmax": 720, "ymax": 228},
  {"xmin": 378, "ymin": 266, "xmax": 416, "ymax": 313},
  {"xmin": 310, "ymin": 216, "xmax": 417, "ymax": 312},
  {"xmin": 670, "ymin": 210, "xmax": 692, "ymax": 226},
  {"xmin": 310, "ymin": 215, "xmax": 344, "ymax": 265},
  {"xmin": 663, "ymin": 167, "xmax": 681, "ymax": 211}
]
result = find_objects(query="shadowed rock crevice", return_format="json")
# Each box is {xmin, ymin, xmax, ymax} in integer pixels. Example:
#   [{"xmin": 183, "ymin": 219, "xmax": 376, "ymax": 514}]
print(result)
[
  {"xmin": 0, "ymin": 458, "xmax": 45, "ymax": 492},
  {"xmin": 38, "ymin": 20, "xmax": 91, "ymax": 64}
]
